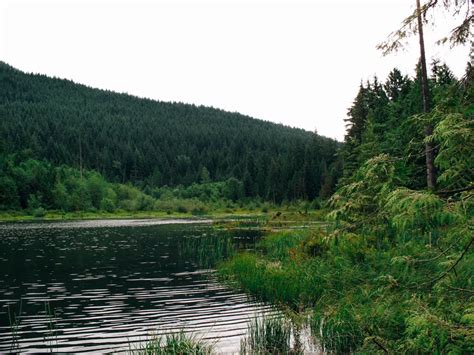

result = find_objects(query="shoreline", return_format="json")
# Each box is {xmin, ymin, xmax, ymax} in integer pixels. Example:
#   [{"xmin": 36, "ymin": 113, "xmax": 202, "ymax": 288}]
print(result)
[
  {"xmin": 0, "ymin": 210, "xmax": 264, "ymax": 223},
  {"xmin": 0, "ymin": 210, "xmax": 327, "ymax": 231}
]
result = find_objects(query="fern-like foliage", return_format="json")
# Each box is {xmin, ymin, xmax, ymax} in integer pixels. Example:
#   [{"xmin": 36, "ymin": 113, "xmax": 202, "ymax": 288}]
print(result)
[
  {"xmin": 431, "ymin": 112, "xmax": 474, "ymax": 189},
  {"xmin": 328, "ymin": 154, "xmax": 396, "ymax": 234},
  {"xmin": 385, "ymin": 188, "xmax": 459, "ymax": 234}
]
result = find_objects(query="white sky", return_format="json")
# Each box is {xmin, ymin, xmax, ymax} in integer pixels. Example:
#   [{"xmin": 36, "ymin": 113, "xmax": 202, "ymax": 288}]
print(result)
[{"xmin": 0, "ymin": 0, "xmax": 470, "ymax": 141}]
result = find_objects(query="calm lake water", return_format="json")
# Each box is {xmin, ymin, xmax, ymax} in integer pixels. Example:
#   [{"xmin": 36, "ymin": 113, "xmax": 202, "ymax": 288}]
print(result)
[{"xmin": 0, "ymin": 219, "xmax": 273, "ymax": 353}]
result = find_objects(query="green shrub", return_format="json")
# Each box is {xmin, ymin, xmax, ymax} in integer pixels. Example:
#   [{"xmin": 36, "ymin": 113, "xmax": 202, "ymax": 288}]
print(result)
[
  {"xmin": 191, "ymin": 206, "xmax": 207, "ymax": 215},
  {"xmin": 176, "ymin": 205, "xmax": 188, "ymax": 213},
  {"xmin": 32, "ymin": 207, "xmax": 46, "ymax": 218},
  {"xmin": 100, "ymin": 197, "xmax": 116, "ymax": 212}
]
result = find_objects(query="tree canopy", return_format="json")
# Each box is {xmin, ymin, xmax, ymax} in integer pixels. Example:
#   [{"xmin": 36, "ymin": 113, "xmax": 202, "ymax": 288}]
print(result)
[{"xmin": 0, "ymin": 62, "xmax": 341, "ymax": 205}]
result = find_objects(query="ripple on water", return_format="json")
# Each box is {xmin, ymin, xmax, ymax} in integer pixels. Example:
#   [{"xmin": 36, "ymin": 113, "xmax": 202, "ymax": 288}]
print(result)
[{"xmin": 0, "ymin": 219, "xmax": 269, "ymax": 353}]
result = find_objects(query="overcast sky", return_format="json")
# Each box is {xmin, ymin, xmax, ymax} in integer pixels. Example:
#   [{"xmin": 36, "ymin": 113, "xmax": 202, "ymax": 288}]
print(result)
[{"xmin": 0, "ymin": 0, "xmax": 470, "ymax": 141}]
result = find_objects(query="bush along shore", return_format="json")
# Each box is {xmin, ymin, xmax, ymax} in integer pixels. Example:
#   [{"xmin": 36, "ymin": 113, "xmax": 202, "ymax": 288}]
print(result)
[{"xmin": 0, "ymin": 152, "xmax": 332, "ymax": 222}]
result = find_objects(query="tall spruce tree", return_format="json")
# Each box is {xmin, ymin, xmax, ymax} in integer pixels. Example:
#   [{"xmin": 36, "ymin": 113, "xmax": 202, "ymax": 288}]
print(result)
[{"xmin": 377, "ymin": 0, "xmax": 472, "ymax": 189}]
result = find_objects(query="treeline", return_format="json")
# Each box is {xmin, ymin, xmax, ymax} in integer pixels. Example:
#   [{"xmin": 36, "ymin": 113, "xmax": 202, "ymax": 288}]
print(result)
[
  {"xmin": 0, "ymin": 153, "xmax": 154, "ymax": 214},
  {"xmin": 341, "ymin": 60, "xmax": 467, "ymax": 188},
  {"xmin": 0, "ymin": 153, "xmax": 289, "ymax": 214},
  {"xmin": 0, "ymin": 62, "xmax": 340, "ymax": 202}
]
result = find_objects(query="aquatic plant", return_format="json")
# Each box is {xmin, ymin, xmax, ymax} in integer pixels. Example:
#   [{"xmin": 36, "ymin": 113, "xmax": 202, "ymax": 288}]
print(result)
[
  {"xmin": 258, "ymin": 231, "xmax": 307, "ymax": 261},
  {"xmin": 136, "ymin": 331, "xmax": 213, "ymax": 355},
  {"xmin": 44, "ymin": 302, "xmax": 59, "ymax": 352},
  {"xmin": 240, "ymin": 315, "xmax": 293, "ymax": 354},
  {"xmin": 7, "ymin": 302, "xmax": 22, "ymax": 352},
  {"xmin": 180, "ymin": 233, "xmax": 237, "ymax": 269}
]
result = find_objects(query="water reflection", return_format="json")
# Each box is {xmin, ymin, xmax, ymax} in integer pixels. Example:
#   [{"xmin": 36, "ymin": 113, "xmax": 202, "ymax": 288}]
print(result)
[{"xmin": 0, "ymin": 219, "xmax": 271, "ymax": 353}]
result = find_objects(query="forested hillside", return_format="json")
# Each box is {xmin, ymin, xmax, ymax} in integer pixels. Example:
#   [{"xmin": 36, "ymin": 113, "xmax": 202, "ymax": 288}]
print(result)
[{"xmin": 0, "ymin": 62, "xmax": 340, "ymax": 204}]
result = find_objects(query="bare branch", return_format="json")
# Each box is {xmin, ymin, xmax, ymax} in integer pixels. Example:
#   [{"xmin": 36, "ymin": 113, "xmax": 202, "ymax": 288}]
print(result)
[
  {"xmin": 424, "ymin": 237, "xmax": 473, "ymax": 286},
  {"xmin": 436, "ymin": 184, "xmax": 474, "ymax": 196},
  {"xmin": 377, "ymin": 0, "xmax": 471, "ymax": 55}
]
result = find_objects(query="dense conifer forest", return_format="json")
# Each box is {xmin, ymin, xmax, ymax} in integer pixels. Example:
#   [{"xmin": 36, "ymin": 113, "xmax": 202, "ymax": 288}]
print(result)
[
  {"xmin": 221, "ymin": 60, "xmax": 473, "ymax": 353},
  {"xmin": 0, "ymin": 62, "xmax": 340, "ymax": 212},
  {"xmin": 341, "ymin": 60, "xmax": 471, "ymax": 188}
]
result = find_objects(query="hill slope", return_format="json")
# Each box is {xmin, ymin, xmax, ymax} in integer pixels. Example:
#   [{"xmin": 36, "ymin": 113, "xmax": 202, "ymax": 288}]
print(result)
[{"xmin": 0, "ymin": 62, "xmax": 340, "ymax": 201}]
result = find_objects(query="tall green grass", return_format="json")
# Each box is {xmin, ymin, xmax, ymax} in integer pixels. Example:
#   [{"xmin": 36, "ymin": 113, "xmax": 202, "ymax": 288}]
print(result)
[
  {"xmin": 7, "ymin": 303, "xmax": 22, "ymax": 352},
  {"xmin": 134, "ymin": 331, "xmax": 213, "ymax": 355},
  {"xmin": 180, "ymin": 233, "xmax": 237, "ymax": 269},
  {"xmin": 219, "ymin": 253, "xmax": 314, "ymax": 309},
  {"xmin": 240, "ymin": 315, "xmax": 292, "ymax": 354},
  {"xmin": 219, "ymin": 231, "xmax": 326, "ymax": 309},
  {"xmin": 219, "ymin": 229, "xmax": 474, "ymax": 353},
  {"xmin": 258, "ymin": 231, "xmax": 307, "ymax": 261},
  {"xmin": 7, "ymin": 301, "xmax": 59, "ymax": 352},
  {"xmin": 43, "ymin": 302, "xmax": 59, "ymax": 352}
]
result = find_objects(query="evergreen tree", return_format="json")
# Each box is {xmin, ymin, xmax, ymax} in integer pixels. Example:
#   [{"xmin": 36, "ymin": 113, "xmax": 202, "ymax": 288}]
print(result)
[{"xmin": 0, "ymin": 62, "xmax": 341, "ymax": 202}]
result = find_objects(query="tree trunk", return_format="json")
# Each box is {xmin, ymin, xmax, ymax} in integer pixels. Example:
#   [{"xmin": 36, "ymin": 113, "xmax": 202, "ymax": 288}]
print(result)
[{"xmin": 416, "ymin": 0, "xmax": 436, "ymax": 189}]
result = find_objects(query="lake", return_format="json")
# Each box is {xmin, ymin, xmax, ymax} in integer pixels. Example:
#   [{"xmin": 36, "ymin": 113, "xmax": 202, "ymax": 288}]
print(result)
[{"xmin": 0, "ymin": 219, "xmax": 274, "ymax": 353}]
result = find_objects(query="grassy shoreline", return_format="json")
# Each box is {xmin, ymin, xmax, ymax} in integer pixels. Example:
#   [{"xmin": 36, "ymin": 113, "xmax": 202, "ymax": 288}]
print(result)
[
  {"xmin": 218, "ymin": 227, "xmax": 474, "ymax": 353},
  {"xmin": 0, "ymin": 208, "xmax": 327, "ymax": 224}
]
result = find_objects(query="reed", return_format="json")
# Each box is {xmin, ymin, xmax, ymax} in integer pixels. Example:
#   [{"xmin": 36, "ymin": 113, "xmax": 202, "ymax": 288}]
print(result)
[
  {"xmin": 7, "ymin": 302, "xmax": 22, "ymax": 352},
  {"xmin": 180, "ymin": 233, "xmax": 236, "ymax": 268},
  {"xmin": 44, "ymin": 302, "xmax": 58, "ymax": 352},
  {"xmin": 137, "ymin": 331, "xmax": 213, "ymax": 355},
  {"xmin": 240, "ymin": 314, "xmax": 292, "ymax": 354}
]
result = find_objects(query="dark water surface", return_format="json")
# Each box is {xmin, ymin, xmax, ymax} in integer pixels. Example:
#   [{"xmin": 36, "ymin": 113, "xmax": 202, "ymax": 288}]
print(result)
[{"xmin": 0, "ymin": 219, "xmax": 272, "ymax": 353}]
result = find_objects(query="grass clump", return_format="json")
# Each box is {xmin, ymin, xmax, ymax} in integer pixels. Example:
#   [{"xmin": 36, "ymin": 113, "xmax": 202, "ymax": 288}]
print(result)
[
  {"xmin": 219, "ymin": 252, "xmax": 313, "ymax": 309},
  {"xmin": 259, "ymin": 231, "xmax": 307, "ymax": 261},
  {"xmin": 180, "ymin": 233, "xmax": 236, "ymax": 269},
  {"xmin": 219, "ymin": 230, "xmax": 328, "ymax": 309},
  {"xmin": 136, "ymin": 331, "xmax": 213, "ymax": 355},
  {"xmin": 240, "ymin": 315, "xmax": 292, "ymax": 354}
]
